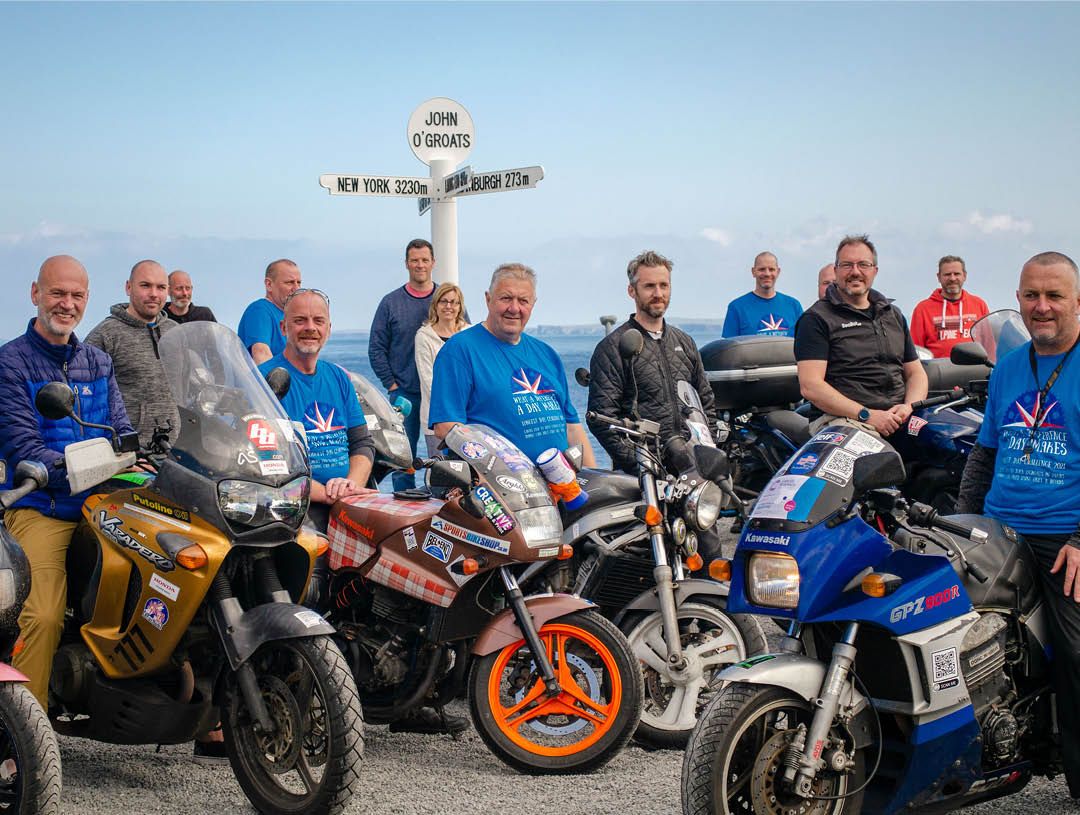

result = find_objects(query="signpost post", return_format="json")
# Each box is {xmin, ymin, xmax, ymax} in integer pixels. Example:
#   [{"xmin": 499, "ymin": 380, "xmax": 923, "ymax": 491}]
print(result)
[{"xmin": 318, "ymin": 97, "xmax": 543, "ymax": 285}]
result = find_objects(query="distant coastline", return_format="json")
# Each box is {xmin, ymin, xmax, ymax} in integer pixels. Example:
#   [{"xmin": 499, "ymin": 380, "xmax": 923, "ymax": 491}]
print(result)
[{"xmin": 332, "ymin": 317, "xmax": 726, "ymax": 339}]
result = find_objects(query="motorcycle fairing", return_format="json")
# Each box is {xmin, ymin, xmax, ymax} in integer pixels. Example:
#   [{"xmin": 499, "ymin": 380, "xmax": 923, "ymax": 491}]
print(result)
[
  {"xmin": 327, "ymin": 493, "xmax": 445, "ymax": 570},
  {"xmin": 716, "ymin": 652, "xmax": 868, "ymax": 715},
  {"xmin": 77, "ymin": 489, "xmax": 232, "ymax": 679},
  {"xmin": 560, "ymin": 468, "xmax": 642, "ymax": 535}
]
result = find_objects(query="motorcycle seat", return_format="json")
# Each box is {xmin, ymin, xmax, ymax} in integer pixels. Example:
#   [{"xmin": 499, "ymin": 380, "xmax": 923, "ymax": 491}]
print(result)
[
  {"xmin": 764, "ymin": 410, "xmax": 811, "ymax": 447},
  {"xmin": 563, "ymin": 469, "xmax": 641, "ymax": 524}
]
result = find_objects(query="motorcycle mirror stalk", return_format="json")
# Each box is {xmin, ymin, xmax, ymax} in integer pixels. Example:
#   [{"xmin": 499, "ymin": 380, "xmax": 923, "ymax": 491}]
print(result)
[{"xmin": 34, "ymin": 381, "xmax": 138, "ymax": 454}]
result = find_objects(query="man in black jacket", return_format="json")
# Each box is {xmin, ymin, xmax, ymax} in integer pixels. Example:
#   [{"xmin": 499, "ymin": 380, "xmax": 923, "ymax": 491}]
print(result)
[{"xmin": 588, "ymin": 250, "xmax": 717, "ymax": 472}]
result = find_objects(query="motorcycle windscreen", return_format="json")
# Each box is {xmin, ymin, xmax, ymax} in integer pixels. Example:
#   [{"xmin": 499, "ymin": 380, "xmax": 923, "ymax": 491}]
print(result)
[
  {"xmin": 444, "ymin": 424, "xmax": 554, "ymax": 511},
  {"xmin": 344, "ymin": 369, "xmax": 412, "ymax": 466},
  {"xmin": 676, "ymin": 380, "xmax": 715, "ymax": 447},
  {"xmin": 157, "ymin": 322, "xmax": 308, "ymax": 481},
  {"xmin": 970, "ymin": 308, "xmax": 1030, "ymax": 365},
  {"xmin": 748, "ymin": 425, "xmax": 897, "ymax": 530}
]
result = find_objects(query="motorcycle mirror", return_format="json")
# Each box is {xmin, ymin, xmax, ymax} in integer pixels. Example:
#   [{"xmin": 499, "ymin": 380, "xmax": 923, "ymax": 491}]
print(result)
[
  {"xmin": 13, "ymin": 460, "xmax": 49, "ymax": 490},
  {"xmin": 663, "ymin": 437, "xmax": 697, "ymax": 475},
  {"xmin": 618, "ymin": 328, "xmax": 644, "ymax": 360},
  {"xmin": 950, "ymin": 341, "xmax": 989, "ymax": 368},
  {"xmin": 574, "ymin": 367, "xmax": 591, "ymax": 387},
  {"xmin": 34, "ymin": 381, "xmax": 75, "ymax": 420},
  {"xmin": 693, "ymin": 445, "xmax": 730, "ymax": 482},
  {"xmin": 116, "ymin": 432, "xmax": 141, "ymax": 454},
  {"xmin": 852, "ymin": 451, "xmax": 906, "ymax": 494},
  {"xmin": 428, "ymin": 459, "xmax": 473, "ymax": 492},
  {"xmin": 264, "ymin": 367, "xmax": 291, "ymax": 399}
]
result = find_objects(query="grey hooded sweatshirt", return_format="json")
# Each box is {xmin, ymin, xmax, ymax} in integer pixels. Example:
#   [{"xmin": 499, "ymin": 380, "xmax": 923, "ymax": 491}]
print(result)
[{"xmin": 85, "ymin": 303, "xmax": 180, "ymax": 447}]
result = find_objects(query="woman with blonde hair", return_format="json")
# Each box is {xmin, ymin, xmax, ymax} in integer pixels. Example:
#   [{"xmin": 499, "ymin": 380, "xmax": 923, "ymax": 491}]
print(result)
[{"xmin": 415, "ymin": 282, "xmax": 470, "ymax": 454}]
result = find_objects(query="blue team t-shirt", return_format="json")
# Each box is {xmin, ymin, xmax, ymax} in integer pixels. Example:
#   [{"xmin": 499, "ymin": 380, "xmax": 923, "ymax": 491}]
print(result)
[
  {"xmin": 428, "ymin": 324, "xmax": 580, "ymax": 462},
  {"xmin": 239, "ymin": 299, "xmax": 286, "ymax": 356},
  {"xmin": 259, "ymin": 354, "xmax": 366, "ymax": 483},
  {"xmin": 978, "ymin": 341, "xmax": 1080, "ymax": 534},
  {"xmin": 722, "ymin": 291, "xmax": 804, "ymax": 338}
]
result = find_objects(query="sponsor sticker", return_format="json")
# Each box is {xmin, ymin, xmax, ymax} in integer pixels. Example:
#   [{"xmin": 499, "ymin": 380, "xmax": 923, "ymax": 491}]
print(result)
[
  {"xmin": 430, "ymin": 516, "xmax": 511, "ymax": 556},
  {"xmin": 294, "ymin": 610, "xmax": 325, "ymax": 628},
  {"xmin": 142, "ymin": 597, "xmax": 169, "ymax": 631},
  {"xmin": 819, "ymin": 448, "xmax": 857, "ymax": 486},
  {"xmin": 149, "ymin": 573, "xmax": 180, "ymax": 602},
  {"xmin": 445, "ymin": 555, "xmax": 473, "ymax": 587},
  {"xmin": 538, "ymin": 547, "xmax": 560, "ymax": 558},
  {"xmin": 844, "ymin": 431, "xmax": 885, "ymax": 455},
  {"xmin": 259, "ymin": 459, "xmax": 289, "ymax": 476},
  {"xmin": 131, "ymin": 492, "xmax": 191, "ymax": 523},
  {"xmin": 402, "ymin": 526, "xmax": 417, "ymax": 551},
  {"xmin": 475, "ymin": 485, "xmax": 515, "ymax": 534},
  {"xmin": 751, "ymin": 475, "xmax": 826, "ymax": 522},
  {"xmin": 931, "ymin": 646, "xmax": 959, "ymax": 684},
  {"xmin": 363, "ymin": 414, "xmax": 382, "ymax": 431},
  {"xmin": 237, "ymin": 448, "xmax": 259, "ymax": 466},
  {"xmin": 787, "ymin": 452, "xmax": 819, "ymax": 476},
  {"xmin": 247, "ymin": 419, "xmax": 278, "ymax": 450},
  {"xmin": 423, "ymin": 532, "xmax": 454, "ymax": 563},
  {"xmin": 495, "ymin": 475, "xmax": 526, "ymax": 494},
  {"xmin": 609, "ymin": 506, "xmax": 636, "ymax": 520},
  {"xmin": 461, "ymin": 441, "xmax": 488, "ymax": 460},
  {"xmin": 811, "ymin": 431, "xmax": 847, "ymax": 446},
  {"xmin": 907, "ymin": 416, "xmax": 928, "ymax": 436}
]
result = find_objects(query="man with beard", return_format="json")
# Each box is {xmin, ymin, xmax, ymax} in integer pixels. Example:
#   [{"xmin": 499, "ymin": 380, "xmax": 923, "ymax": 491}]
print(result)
[
  {"xmin": 958, "ymin": 251, "xmax": 1080, "ymax": 800},
  {"xmin": 238, "ymin": 259, "xmax": 302, "ymax": 364},
  {"xmin": 86, "ymin": 260, "xmax": 180, "ymax": 447},
  {"xmin": 257, "ymin": 289, "xmax": 374, "ymax": 532},
  {"xmin": 722, "ymin": 251, "xmax": 804, "ymax": 337},
  {"xmin": 0, "ymin": 255, "xmax": 133, "ymax": 709},
  {"xmin": 909, "ymin": 255, "xmax": 990, "ymax": 358},
  {"xmin": 817, "ymin": 263, "xmax": 836, "ymax": 300},
  {"xmin": 794, "ymin": 234, "xmax": 927, "ymax": 437},
  {"xmin": 164, "ymin": 269, "xmax": 217, "ymax": 324}
]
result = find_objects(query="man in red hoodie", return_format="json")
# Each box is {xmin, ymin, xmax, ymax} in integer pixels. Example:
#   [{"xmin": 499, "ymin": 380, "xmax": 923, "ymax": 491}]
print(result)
[{"xmin": 910, "ymin": 255, "xmax": 990, "ymax": 357}]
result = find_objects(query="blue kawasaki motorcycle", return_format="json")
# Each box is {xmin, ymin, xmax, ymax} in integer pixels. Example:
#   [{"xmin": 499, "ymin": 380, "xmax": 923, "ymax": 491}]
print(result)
[{"xmin": 682, "ymin": 422, "xmax": 1061, "ymax": 814}]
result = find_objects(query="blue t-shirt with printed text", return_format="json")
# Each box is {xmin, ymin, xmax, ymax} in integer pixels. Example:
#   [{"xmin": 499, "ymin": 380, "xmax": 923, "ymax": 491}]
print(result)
[
  {"xmin": 722, "ymin": 291, "xmax": 804, "ymax": 338},
  {"xmin": 238, "ymin": 299, "xmax": 286, "ymax": 356},
  {"xmin": 428, "ymin": 324, "xmax": 580, "ymax": 462},
  {"xmin": 978, "ymin": 341, "xmax": 1080, "ymax": 534},
  {"xmin": 259, "ymin": 354, "xmax": 366, "ymax": 483}
]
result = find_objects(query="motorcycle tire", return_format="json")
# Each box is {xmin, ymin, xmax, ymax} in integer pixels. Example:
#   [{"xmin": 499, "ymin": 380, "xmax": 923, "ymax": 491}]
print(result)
[
  {"xmin": 682, "ymin": 682, "xmax": 865, "ymax": 815},
  {"xmin": 222, "ymin": 636, "xmax": 364, "ymax": 815},
  {"xmin": 468, "ymin": 609, "xmax": 643, "ymax": 775},
  {"xmin": 622, "ymin": 602, "xmax": 767, "ymax": 750},
  {"xmin": 0, "ymin": 681, "xmax": 61, "ymax": 814}
]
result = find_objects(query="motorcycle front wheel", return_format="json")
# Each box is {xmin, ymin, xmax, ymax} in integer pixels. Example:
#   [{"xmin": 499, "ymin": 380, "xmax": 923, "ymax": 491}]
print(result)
[
  {"xmin": 468, "ymin": 610, "xmax": 643, "ymax": 775},
  {"xmin": 0, "ymin": 681, "xmax": 61, "ymax": 814},
  {"xmin": 682, "ymin": 682, "xmax": 865, "ymax": 815},
  {"xmin": 222, "ymin": 636, "xmax": 364, "ymax": 815},
  {"xmin": 623, "ymin": 602, "xmax": 767, "ymax": 749}
]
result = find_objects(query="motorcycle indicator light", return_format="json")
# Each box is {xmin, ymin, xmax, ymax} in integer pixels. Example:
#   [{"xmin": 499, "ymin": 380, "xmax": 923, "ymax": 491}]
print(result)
[
  {"xmin": 685, "ymin": 553, "xmax": 704, "ymax": 572},
  {"xmin": 462, "ymin": 557, "xmax": 480, "ymax": 575},
  {"xmin": 709, "ymin": 559, "xmax": 732, "ymax": 582},
  {"xmin": 643, "ymin": 506, "xmax": 663, "ymax": 527},
  {"xmin": 176, "ymin": 543, "xmax": 208, "ymax": 570},
  {"xmin": 557, "ymin": 544, "xmax": 574, "ymax": 560},
  {"xmin": 862, "ymin": 572, "xmax": 903, "ymax": 598}
]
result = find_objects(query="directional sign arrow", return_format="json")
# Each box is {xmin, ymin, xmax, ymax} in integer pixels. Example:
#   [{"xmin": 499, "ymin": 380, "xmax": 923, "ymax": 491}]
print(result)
[
  {"xmin": 449, "ymin": 166, "xmax": 544, "ymax": 198},
  {"xmin": 418, "ymin": 196, "xmax": 433, "ymax": 216},
  {"xmin": 319, "ymin": 174, "xmax": 432, "ymax": 198},
  {"xmin": 441, "ymin": 165, "xmax": 472, "ymax": 197}
]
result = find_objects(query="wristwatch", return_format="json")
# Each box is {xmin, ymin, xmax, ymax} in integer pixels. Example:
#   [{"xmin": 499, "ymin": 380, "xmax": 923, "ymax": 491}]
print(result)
[{"xmin": 857, "ymin": 407, "xmax": 871, "ymax": 422}]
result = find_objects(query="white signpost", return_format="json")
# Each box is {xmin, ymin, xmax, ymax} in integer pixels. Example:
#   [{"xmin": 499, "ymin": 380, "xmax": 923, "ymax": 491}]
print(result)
[{"xmin": 318, "ymin": 97, "xmax": 544, "ymax": 285}]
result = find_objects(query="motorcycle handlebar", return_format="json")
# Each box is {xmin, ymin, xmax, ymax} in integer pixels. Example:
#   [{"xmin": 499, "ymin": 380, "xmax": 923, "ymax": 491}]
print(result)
[
  {"xmin": 584, "ymin": 411, "xmax": 660, "ymax": 436},
  {"xmin": 906, "ymin": 502, "xmax": 990, "ymax": 583},
  {"xmin": 910, "ymin": 388, "xmax": 964, "ymax": 411}
]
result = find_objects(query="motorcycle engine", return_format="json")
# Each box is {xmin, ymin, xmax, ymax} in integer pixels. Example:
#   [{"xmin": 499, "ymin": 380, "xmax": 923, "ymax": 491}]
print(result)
[{"xmin": 960, "ymin": 612, "xmax": 1019, "ymax": 766}]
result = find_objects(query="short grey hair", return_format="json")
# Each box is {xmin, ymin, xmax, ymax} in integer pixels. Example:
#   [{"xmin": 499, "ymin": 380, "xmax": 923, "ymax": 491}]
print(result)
[
  {"xmin": 1025, "ymin": 251, "xmax": 1080, "ymax": 284},
  {"xmin": 835, "ymin": 234, "xmax": 878, "ymax": 266},
  {"xmin": 488, "ymin": 263, "xmax": 536, "ymax": 294},
  {"xmin": 626, "ymin": 250, "xmax": 673, "ymax": 285}
]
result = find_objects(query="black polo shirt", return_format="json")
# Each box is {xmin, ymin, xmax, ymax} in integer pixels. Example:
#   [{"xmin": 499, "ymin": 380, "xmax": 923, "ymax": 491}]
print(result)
[
  {"xmin": 794, "ymin": 286, "xmax": 917, "ymax": 412},
  {"xmin": 164, "ymin": 303, "xmax": 217, "ymax": 324}
]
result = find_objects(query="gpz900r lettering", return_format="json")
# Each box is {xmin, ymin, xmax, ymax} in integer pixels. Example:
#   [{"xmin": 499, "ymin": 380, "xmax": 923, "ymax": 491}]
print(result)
[
  {"xmin": 97, "ymin": 511, "xmax": 175, "ymax": 572},
  {"xmin": 889, "ymin": 585, "xmax": 960, "ymax": 623}
]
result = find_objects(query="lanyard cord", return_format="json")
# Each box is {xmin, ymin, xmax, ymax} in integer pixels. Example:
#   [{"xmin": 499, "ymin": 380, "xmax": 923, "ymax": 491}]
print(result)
[{"xmin": 1024, "ymin": 335, "xmax": 1080, "ymax": 459}]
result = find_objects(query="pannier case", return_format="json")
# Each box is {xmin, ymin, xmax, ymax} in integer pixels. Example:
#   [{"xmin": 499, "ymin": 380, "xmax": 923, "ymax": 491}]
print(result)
[{"xmin": 701, "ymin": 336, "xmax": 800, "ymax": 412}]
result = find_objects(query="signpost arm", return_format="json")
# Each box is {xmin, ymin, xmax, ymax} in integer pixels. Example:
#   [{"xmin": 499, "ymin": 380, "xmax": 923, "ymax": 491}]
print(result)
[{"xmin": 429, "ymin": 157, "xmax": 459, "ymax": 285}]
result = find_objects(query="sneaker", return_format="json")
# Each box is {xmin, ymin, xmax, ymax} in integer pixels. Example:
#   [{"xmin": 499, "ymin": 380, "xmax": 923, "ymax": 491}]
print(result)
[
  {"xmin": 388, "ymin": 707, "xmax": 469, "ymax": 736},
  {"xmin": 192, "ymin": 739, "xmax": 229, "ymax": 766}
]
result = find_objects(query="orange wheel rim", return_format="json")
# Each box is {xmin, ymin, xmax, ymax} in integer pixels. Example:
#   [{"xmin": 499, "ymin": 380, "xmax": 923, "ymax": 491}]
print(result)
[{"xmin": 485, "ymin": 622, "xmax": 624, "ymax": 757}]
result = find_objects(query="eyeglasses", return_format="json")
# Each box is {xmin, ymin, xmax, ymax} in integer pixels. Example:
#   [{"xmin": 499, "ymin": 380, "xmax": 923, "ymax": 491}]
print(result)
[
  {"xmin": 836, "ymin": 261, "xmax": 876, "ymax": 272},
  {"xmin": 283, "ymin": 288, "xmax": 331, "ymax": 308},
  {"xmin": 438, "ymin": 299, "xmax": 460, "ymax": 307}
]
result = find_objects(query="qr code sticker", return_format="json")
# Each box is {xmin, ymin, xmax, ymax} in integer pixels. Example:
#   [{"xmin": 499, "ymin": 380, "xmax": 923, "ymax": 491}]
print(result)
[
  {"xmin": 819, "ymin": 449, "xmax": 856, "ymax": 486},
  {"xmin": 931, "ymin": 647, "xmax": 959, "ymax": 683}
]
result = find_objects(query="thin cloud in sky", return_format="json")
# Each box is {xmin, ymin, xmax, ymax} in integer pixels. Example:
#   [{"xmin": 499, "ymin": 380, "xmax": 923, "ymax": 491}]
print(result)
[
  {"xmin": 777, "ymin": 222, "xmax": 850, "ymax": 256},
  {"xmin": 941, "ymin": 211, "xmax": 1034, "ymax": 239},
  {"xmin": 700, "ymin": 228, "xmax": 733, "ymax": 246}
]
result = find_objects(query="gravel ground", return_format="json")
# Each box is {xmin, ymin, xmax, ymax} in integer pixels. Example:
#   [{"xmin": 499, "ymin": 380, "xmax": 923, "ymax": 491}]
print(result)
[{"xmin": 52, "ymin": 528, "xmax": 1080, "ymax": 814}]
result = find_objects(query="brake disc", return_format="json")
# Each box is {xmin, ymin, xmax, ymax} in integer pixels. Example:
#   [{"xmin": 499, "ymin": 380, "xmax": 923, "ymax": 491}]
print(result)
[{"xmin": 750, "ymin": 729, "xmax": 845, "ymax": 815}]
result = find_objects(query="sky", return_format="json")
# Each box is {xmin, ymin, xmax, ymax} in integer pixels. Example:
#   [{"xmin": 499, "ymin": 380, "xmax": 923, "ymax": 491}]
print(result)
[{"xmin": 1, "ymin": 1, "xmax": 1078, "ymax": 333}]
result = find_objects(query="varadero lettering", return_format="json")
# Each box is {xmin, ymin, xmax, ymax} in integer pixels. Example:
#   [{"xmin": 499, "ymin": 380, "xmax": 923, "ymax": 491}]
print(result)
[{"xmin": 97, "ymin": 511, "xmax": 175, "ymax": 572}]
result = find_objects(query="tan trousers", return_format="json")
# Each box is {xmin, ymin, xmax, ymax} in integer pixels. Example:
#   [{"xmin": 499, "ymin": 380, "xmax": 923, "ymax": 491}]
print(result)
[
  {"xmin": 8, "ymin": 508, "xmax": 76, "ymax": 709},
  {"xmin": 808, "ymin": 414, "xmax": 882, "ymax": 438}
]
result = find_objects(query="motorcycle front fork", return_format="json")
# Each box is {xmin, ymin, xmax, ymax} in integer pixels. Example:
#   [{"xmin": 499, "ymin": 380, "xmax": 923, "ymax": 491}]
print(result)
[
  {"xmin": 783, "ymin": 622, "xmax": 860, "ymax": 798},
  {"xmin": 499, "ymin": 567, "xmax": 561, "ymax": 695},
  {"xmin": 640, "ymin": 471, "xmax": 686, "ymax": 670}
]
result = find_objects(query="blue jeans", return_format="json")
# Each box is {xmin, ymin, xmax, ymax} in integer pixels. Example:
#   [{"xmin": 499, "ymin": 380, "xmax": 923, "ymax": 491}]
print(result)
[{"xmin": 391, "ymin": 389, "xmax": 421, "ymax": 491}]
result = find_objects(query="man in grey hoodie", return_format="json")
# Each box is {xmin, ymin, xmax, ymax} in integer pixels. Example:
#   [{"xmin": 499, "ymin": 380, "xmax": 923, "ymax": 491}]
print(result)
[{"xmin": 86, "ymin": 260, "xmax": 180, "ymax": 447}]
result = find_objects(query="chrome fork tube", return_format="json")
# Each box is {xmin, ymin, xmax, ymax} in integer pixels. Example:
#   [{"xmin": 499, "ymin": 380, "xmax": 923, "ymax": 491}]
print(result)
[
  {"xmin": 498, "ymin": 566, "xmax": 559, "ymax": 694},
  {"xmin": 641, "ymin": 470, "xmax": 685, "ymax": 669}
]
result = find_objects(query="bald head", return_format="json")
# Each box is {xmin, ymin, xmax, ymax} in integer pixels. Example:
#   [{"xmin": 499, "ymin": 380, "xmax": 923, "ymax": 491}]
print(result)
[
  {"xmin": 169, "ymin": 269, "xmax": 193, "ymax": 312},
  {"xmin": 126, "ymin": 260, "xmax": 168, "ymax": 323},
  {"xmin": 264, "ymin": 259, "xmax": 302, "ymax": 308},
  {"xmin": 32, "ymin": 255, "xmax": 89, "ymax": 343},
  {"xmin": 817, "ymin": 264, "xmax": 836, "ymax": 299},
  {"xmin": 282, "ymin": 289, "xmax": 331, "ymax": 363}
]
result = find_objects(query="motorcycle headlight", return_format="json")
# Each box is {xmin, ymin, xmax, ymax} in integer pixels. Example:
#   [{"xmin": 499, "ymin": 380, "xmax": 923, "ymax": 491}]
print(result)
[
  {"xmin": 518, "ymin": 506, "xmax": 562, "ymax": 548},
  {"xmin": 747, "ymin": 552, "xmax": 800, "ymax": 609},
  {"xmin": 218, "ymin": 476, "xmax": 310, "ymax": 529},
  {"xmin": 685, "ymin": 481, "xmax": 723, "ymax": 531}
]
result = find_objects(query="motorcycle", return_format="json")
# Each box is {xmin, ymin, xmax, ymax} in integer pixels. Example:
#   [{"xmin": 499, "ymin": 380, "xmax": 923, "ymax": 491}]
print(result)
[
  {"xmin": 682, "ymin": 421, "xmax": 1061, "ymax": 814},
  {"xmin": 344, "ymin": 370, "xmax": 414, "ymax": 487},
  {"xmin": 324, "ymin": 422, "xmax": 643, "ymax": 774},
  {"xmin": 36, "ymin": 321, "xmax": 363, "ymax": 815},
  {"xmin": 0, "ymin": 461, "xmax": 62, "ymax": 813},
  {"xmin": 523, "ymin": 328, "xmax": 767, "ymax": 749}
]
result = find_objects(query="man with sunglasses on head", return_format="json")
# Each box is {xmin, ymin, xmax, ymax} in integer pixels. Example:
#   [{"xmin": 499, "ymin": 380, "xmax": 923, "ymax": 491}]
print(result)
[{"xmin": 794, "ymin": 234, "xmax": 928, "ymax": 437}]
